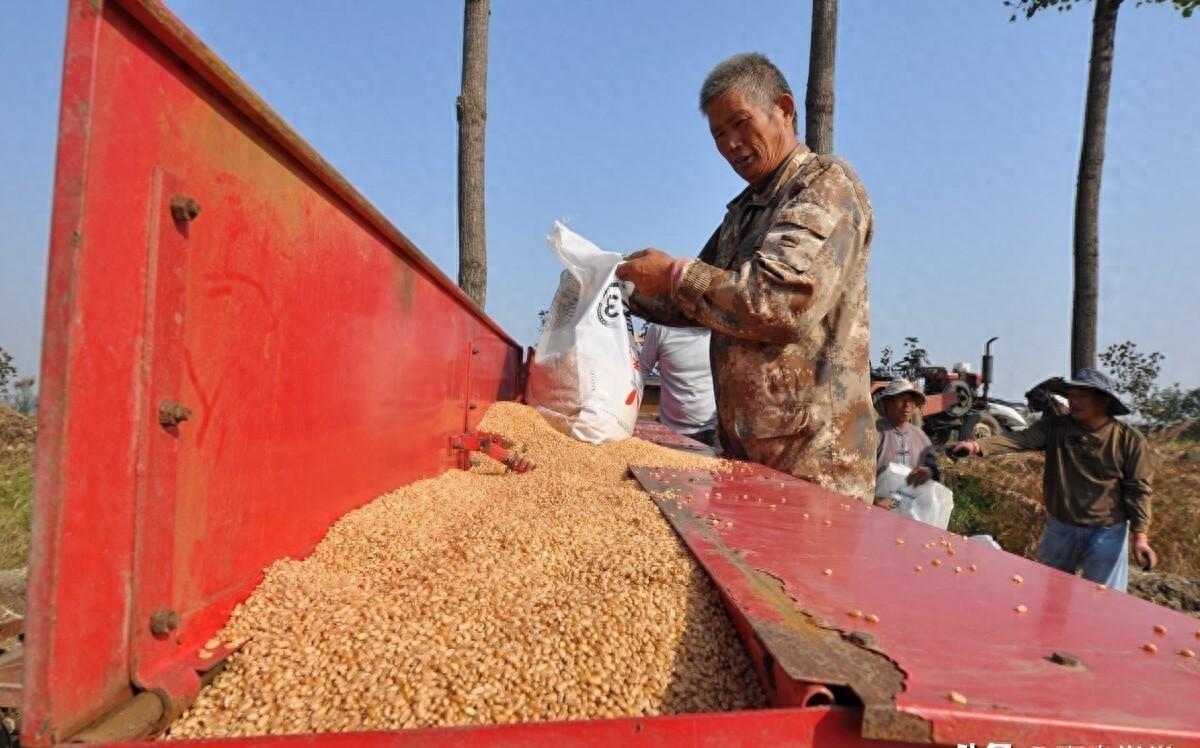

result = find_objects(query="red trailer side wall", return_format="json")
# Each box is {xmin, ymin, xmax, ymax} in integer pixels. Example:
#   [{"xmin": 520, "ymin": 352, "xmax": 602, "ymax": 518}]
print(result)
[{"xmin": 23, "ymin": 1, "xmax": 521, "ymax": 743}]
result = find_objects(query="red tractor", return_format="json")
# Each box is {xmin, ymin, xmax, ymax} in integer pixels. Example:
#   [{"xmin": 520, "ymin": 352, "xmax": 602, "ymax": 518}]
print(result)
[{"xmin": 872, "ymin": 338, "xmax": 1030, "ymax": 445}]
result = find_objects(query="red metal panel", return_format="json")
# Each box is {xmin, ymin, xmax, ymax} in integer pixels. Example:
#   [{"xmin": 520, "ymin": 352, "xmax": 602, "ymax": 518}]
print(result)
[
  {"xmin": 96, "ymin": 707, "xmax": 912, "ymax": 748},
  {"xmin": 25, "ymin": 1, "xmax": 521, "ymax": 743},
  {"xmin": 631, "ymin": 419, "xmax": 718, "ymax": 456},
  {"xmin": 629, "ymin": 462, "xmax": 1200, "ymax": 746}
]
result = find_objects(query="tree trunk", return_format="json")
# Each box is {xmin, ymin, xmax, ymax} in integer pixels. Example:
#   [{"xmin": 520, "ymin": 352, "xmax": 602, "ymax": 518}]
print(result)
[
  {"xmin": 805, "ymin": 0, "xmax": 838, "ymax": 155},
  {"xmin": 457, "ymin": 0, "xmax": 489, "ymax": 308},
  {"xmin": 1072, "ymin": 0, "xmax": 1121, "ymax": 373}
]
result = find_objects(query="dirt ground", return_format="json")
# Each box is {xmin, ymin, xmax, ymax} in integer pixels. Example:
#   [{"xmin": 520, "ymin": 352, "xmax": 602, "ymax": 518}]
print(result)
[
  {"xmin": 0, "ymin": 568, "xmax": 23, "ymax": 619},
  {"xmin": 1129, "ymin": 569, "xmax": 1200, "ymax": 618}
]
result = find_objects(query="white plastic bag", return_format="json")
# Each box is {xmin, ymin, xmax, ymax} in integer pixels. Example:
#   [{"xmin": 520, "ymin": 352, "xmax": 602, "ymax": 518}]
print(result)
[
  {"xmin": 527, "ymin": 222, "xmax": 643, "ymax": 444},
  {"xmin": 969, "ymin": 534, "xmax": 1002, "ymax": 550},
  {"xmin": 874, "ymin": 463, "xmax": 955, "ymax": 530}
]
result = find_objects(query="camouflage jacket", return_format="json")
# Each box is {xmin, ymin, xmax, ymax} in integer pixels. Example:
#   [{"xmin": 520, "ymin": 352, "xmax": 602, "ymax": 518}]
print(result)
[{"xmin": 630, "ymin": 144, "xmax": 876, "ymax": 501}]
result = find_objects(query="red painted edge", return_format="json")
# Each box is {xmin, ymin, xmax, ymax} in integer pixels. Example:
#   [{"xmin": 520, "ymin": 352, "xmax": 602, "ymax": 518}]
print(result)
[{"xmin": 22, "ymin": 1, "xmax": 120, "ymax": 744}]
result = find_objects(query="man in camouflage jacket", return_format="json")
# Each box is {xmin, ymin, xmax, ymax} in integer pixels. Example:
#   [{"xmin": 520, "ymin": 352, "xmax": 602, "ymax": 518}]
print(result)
[{"xmin": 618, "ymin": 53, "xmax": 875, "ymax": 501}]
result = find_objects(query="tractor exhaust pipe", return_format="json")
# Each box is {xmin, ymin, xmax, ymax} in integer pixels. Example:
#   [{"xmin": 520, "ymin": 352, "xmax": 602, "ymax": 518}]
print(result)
[{"xmin": 982, "ymin": 337, "xmax": 998, "ymax": 400}]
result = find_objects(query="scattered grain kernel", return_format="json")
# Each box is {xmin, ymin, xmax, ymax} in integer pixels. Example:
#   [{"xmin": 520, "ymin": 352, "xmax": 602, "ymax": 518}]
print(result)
[
  {"xmin": 1015, "ymin": 605, "xmax": 1027, "ymax": 614},
  {"xmin": 1012, "ymin": 574, "xmax": 1023, "ymax": 584},
  {"xmin": 932, "ymin": 559, "xmax": 942, "ymax": 567},
  {"xmin": 948, "ymin": 691, "xmax": 967, "ymax": 705},
  {"xmin": 1181, "ymin": 649, "xmax": 1196, "ymax": 658},
  {"xmin": 823, "ymin": 568, "xmax": 833, "ymax": 576},
  {"xmin": 1144, "ymin": 643, "xmax": 1158, "ymax": 654},
  {"xmin": 865, "ymin": 614, "xmax": 880, "ymax": 624},
  {"xmin": 1154, "ymin": 624, "xmax": 1167, "ymax": 635},
  {"xmin": 204, "ymin": 638, "xmax": 221, "ymax": 651}
]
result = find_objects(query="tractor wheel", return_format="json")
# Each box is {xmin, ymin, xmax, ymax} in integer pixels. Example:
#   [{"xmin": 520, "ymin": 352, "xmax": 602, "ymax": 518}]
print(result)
[
  {"xmin": 944, "ymin": 381, "xmax": 973, "ymax": 418},
  {"xmin": 965, "ymin": 413, "xmax": 1003, "ymax": 440}
]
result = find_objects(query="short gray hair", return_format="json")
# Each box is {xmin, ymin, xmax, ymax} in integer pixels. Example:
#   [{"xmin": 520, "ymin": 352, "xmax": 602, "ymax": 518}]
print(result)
[{"xmin": 699, "ymin": 53, "xmax": 796, "ymax": 133}]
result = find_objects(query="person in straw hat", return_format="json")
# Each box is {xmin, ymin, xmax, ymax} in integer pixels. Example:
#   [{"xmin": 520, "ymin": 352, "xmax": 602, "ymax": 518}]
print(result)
[
  {"xmin": 952, "ymin": 368, "xmax": 1155, "ymax": 592},
  {"xmin": 873, "ymin": 379, "xmax": 940, "ymax": 509}
]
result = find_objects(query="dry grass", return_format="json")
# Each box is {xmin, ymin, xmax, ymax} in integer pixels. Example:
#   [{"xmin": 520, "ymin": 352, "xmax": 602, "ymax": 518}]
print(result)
[
  {"xmin": 945, "ymin": 424, "xmax": 1200, "ymax": 577},
  {"xmin": 165, "ymin": 402, "xmax": 764, "ymax": 739},
  {"xmin": 0, "ymin": 404, "xmax": 34, "ymax": 571}
]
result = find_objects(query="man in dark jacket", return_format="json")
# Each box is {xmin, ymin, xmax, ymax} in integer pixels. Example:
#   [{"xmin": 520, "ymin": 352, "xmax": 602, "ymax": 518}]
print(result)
[{"xmin": 952, "ymin": 369, "xmax": 1155, "ymax": 592}]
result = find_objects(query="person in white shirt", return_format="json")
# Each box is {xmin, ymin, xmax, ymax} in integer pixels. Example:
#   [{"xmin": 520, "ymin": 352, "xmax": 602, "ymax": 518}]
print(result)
[{"xmin": 638, "ymin": 324, "xmax": 718, "ymax": 445}]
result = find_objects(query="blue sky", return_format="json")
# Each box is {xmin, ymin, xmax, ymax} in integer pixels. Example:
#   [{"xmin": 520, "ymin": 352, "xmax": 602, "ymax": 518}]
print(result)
[{"xmin": 2, "ymin": 1, "xmax": 1196, "ymax": 400}]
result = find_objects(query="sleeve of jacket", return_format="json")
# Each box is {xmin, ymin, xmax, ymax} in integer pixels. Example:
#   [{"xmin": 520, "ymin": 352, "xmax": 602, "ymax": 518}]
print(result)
[
  {"xmin": 668, "ymin": 163, "xmax": 867, "ymax": 343},
  {"xmin": 627, "ymin": 228, "xmax": 720, "ymax": 327},
  {"xmin": 1120, "ymin": 429, "xmax": 1154, "ymax": 534},
  {"xmin": 977, "ymin": 416, "xmax": 1051, "ymax": 457}
]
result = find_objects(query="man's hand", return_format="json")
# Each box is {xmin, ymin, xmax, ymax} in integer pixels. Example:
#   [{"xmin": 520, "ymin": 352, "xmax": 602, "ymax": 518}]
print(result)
[
  {"xmin": 616, "ymin": 249, "xmax": 677, "ymax": 296},
  {"xmin": 949, "ymin": 440, "xmax": 979, "ymax": 459},
  {"xmin": 873, "ymin": 496, "xmax": 895, "ymax": 510},
  {"xmin": 1132, "ymin": 532, "xmax": 1157, "ymax": 571},
  {"xmin": 906, "ymin": 466, "xmax": 933, "ymax": 486}
]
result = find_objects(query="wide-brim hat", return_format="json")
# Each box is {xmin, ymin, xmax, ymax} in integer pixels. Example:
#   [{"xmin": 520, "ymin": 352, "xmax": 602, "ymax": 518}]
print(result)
[
  {"xmin": 876, "ymin": 378, "xmax": 926, "ymax": 407},
  {"xmin": 1048, "ymin": 368, "xmax": 1130, "ymax": 416}
]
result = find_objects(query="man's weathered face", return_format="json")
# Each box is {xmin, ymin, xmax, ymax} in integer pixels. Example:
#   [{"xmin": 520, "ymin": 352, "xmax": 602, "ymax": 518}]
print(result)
[
  {"xmin": 885, "ymin": 394, "xmax": 919, "ymax": 426},
  {"xmin": 1067, "ymin": 387, "xmax": 1109, "ymax": 422},
  {"xmin": 705, "ymin": 89, "xmax": 797, "ymax": 185}
]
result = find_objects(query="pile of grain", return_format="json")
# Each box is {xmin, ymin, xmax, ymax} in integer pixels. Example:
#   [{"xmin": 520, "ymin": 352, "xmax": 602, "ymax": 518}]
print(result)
[{"xmin": 165, "ymin": 402, "xmax": 765, "ymax": 739}]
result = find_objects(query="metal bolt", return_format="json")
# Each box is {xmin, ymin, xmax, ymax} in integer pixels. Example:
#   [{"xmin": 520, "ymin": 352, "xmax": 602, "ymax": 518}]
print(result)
[
  {"xmin": 170, "ymin": 195, "xmax": 202, "ymax": 222},
  {"xmin": 158, "ymin": 400, "xmax": 192, "ymax": 427},
  {"xmin": 1049, "ymin": 651, "xmax": 1082, "ymax": 668},
  {"xmin": 150, "ymin": 609, "xmax": 180, "ymax": 637}
]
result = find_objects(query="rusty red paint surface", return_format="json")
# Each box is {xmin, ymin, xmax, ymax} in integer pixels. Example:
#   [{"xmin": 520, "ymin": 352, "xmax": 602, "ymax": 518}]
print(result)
[
  {"xmin": 24, "ymin": 0, "xmax": 520, "ymax": 743},
  {"xmin": 629, "ymin": 461, "xmax": 1200, "ymax": 746}
]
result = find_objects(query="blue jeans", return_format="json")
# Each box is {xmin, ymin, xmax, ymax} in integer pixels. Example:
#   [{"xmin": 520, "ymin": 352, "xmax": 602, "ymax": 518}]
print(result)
[{"xmin": 1036, "ymin": 515, "xmax": 1130, "ymax": 592}]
